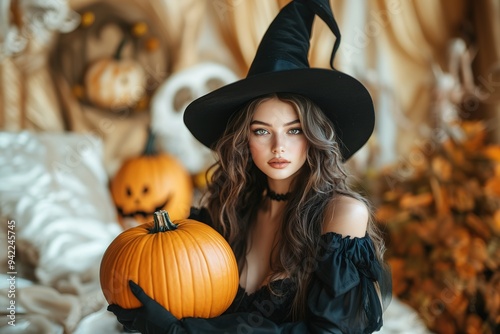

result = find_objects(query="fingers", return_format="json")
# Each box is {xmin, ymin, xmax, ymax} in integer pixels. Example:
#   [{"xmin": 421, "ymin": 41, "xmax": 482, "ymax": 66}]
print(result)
[
  {"xmin": 107, "ymin": 304, "xmax": 138, "ymax": 322},
  {"xmin": 128, "ymin": 280, "xmax": 142, "ymax": 293},
  {"xmin": 107, "ymin": 304, "xmax": 121, "ymax": 313},
  {"xmin": 129, "ymin": 280, "xmax": 153, "ymax": 305}
]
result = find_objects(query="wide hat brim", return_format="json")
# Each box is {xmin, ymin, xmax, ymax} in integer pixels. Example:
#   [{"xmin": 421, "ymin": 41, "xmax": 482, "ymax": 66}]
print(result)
[{"xmin": 183, "ymin": 67, "xmax": 374, "ymax": 161}]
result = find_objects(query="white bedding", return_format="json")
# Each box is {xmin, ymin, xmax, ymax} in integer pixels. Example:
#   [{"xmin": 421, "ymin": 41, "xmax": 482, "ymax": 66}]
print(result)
[{"xmin": 0, "ymin": 131, "xmax": 122, "ymax": 333}]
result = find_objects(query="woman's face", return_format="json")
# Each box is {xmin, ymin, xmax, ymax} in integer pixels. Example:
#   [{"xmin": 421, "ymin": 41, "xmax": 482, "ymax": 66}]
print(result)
[{"xmin": 248, "ymin": 97, "xmax": 308, "ymax": 183}]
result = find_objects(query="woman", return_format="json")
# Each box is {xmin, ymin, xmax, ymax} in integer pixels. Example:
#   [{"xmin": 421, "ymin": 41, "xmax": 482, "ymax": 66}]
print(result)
[
  {"xmin": 108, "ymin": 0, "xmax": 392, "ymax": 332},
  {"xmin": 200, "ymin": 92, "xmax": 390, "ymax": 323}
]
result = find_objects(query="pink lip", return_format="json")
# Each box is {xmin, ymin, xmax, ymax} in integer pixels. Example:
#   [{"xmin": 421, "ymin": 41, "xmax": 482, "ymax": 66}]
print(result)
[{"xmin": 268, "ymin": 158, "xmax": 290, "ymax": 169}]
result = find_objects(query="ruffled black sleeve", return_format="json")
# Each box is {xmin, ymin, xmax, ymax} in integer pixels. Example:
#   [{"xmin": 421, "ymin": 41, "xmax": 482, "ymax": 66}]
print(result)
[
  {"xmin": 305, "ymin": 232, "xmax": 392, "ymax": 333},
  {"xmin": 168, "ymin": 231, "xmax": 392, "ymax": 334}
]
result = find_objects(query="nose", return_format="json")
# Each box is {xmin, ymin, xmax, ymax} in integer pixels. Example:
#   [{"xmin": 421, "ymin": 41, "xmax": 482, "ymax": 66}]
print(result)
[
  {"xmin": 272, "ymin": 140, "xmax": 285, "ymax": 155},
  {"xmin": 272, "ymin": 146, "xmax": 285, "ymax": 154},
  {"xmin": 271, "ymin": 134, "xmax": 285, "ymax": 155}
]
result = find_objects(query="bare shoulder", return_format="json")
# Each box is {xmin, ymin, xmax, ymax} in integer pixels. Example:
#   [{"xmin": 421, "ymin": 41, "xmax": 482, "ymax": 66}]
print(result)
[{"xmin": 322, "ymin": 195, "xmax": 369, "ymax": 238}]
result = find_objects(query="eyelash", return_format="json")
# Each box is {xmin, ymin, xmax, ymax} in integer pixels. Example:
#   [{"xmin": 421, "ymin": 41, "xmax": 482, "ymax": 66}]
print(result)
[
  {"xmin": 252, "ymin": 128, "xmax": 303, "ymax": 136},
  {"xmin": 253, "ymin": 129, "xmax": 269, "ymax": 136},
  {"xmin": 288, "ymin": 128, "xmax": 303, "ymax": 135}
]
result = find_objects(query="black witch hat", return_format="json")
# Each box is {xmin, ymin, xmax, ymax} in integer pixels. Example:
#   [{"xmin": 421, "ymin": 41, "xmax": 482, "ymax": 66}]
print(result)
[{"xmin": 184, "ymin": 0, "xmax": 374, "ymax": 161}]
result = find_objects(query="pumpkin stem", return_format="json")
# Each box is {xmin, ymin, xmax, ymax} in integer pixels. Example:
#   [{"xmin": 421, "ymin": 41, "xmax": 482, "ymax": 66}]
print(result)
[
  {"xmin": 114, "ymin": 37, "xmax": 128, "ymax": 60},
  {"xmin": 151, "ymin": 210, "xmax": 178, "ymax": 233},
  {"xmin": 143, "ymin": 127, "xmax": 156, "ymax": 156}
]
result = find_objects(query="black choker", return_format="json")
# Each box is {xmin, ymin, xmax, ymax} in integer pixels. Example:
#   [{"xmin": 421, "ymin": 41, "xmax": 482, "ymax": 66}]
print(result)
[{"xmin": 266, "ymin": 189, "xmax": 291, "ymax": 201}]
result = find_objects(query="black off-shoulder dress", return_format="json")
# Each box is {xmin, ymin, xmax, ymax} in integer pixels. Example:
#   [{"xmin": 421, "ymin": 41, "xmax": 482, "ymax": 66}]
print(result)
[{"xmin": 170, "ymin": 207, "xmax": 393, "ymax": 334}]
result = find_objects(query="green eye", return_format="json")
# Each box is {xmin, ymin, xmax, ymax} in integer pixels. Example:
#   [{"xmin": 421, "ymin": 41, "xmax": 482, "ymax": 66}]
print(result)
[
  {"xmin": 288, "ymin": 128, "xmax": 303, "ymax": 135},
  {"xmin": 253, "ymin": 129, "xmax": 269, "ymax": 136}
]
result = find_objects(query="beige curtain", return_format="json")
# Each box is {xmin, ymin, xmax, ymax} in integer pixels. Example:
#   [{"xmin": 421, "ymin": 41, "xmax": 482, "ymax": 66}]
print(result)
[
  {"xmin": 212, "ymin": 0, "xmax": 280, "ymax": 76},
  {"xmin": 371, "ymin": 0, "xmax": 468, "ymax": 154},
  {"xmin": 212, "ymin": 0, "xmax": 500, "ymax": 162},
  {"xmin": 0, "ymin": 39, "xmax": 65, "ymax": 131}
]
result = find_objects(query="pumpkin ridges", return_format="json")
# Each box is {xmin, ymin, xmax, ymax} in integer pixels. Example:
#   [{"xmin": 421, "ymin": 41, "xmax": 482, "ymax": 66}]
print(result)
[
  {"xmin": 147, "ymin": 230, "xmax": 160, "ymax": 308},
  {"xmin": 156, "ymin": 224, "xmax": 175, "ymax": 314},
  {"xmin": 120, "ymin": 232, "xmax": 139, "ymax": 307},
  {"xmin": 117, "ymin": 224, "xmax": 162, "ymax": 308},
  {"xmin": 122, "ymin": 229, "xmax": 151, "ymax": 307},
  {"xmin": 199, "ymin": 224, "xmax": 239, "ymax": 314},
  {"xmin": 101, "ymin": 226, "xmax": 143, "ymax": 307},
  {"xmin": 180, "ymin": 222, "xmax": 238, "ymax": 316},
  {"xmin": 175, "ymin": 228, "xmax": 197, "ymax": 316},
  {"xmin": 203, "ymin": 235, "xmax": 219, "ymax": 317},
  {"xmin": 135, "ymin": 226, "xmax": 165, "ymax": 308},
  {"xmin": 201, "ymin": 235, "xmax": 219, "ymax": 317},
  {"xmin": 215, "ymin": 242, "xmax": 238, "ymax": 312},
  {"xmin": 121, "ymin": 225, "xmax": 159, "ymax": 307},
  {"xmin": 165, "ymin": 226, "xmax": 182, "ymax": 315},
  {"xmin": 178, "ymin": 225, "xmax": 213, "ymax": 317},
  {"xmin": 100, "ymin": 241, "xmax": 115, "ymax": 302},
  {"xmin": 164, "ymin": 232, "xmax": 176, "ymax": 314},
  {"xmin": 105, "ymin": 232, "xmax": 125, "ymax": 302},
  {"xmin": 191, "ymin": 226, "xmax": 222, "ymax": 316},
  {"xmin": 143, "ymin": 225, "xmax": 162, "ymax": 309},
  {"xmin": 181, "ymin": 226, "xmax": 206, "ymax": 317}
]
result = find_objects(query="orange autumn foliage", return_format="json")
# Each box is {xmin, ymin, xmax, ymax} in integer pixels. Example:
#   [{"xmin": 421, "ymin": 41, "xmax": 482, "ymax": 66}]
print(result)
[{"xmin": 374, "ymin": 121, "xmax": 500, "ymax": 334}]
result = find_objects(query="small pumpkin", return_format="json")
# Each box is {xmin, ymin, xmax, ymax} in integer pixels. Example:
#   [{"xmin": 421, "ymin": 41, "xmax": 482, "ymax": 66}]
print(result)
[
  {"xmin": 85, "ymin": 38, "xmax": 146, "ymax": 110},
  {"xmin": 110, "ymin": 129, "xmax": 193, "ymax": 228},
  {"xmin": 99, "ymin": 210, "xmax": 239, "ymax": 319}
]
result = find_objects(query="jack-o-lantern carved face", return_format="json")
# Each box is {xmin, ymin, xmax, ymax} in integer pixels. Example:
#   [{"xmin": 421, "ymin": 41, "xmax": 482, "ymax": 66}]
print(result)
[
  {"xmin": 150, "ymin": 62, "xmax": 239, "ymax": 175},
  {"xmin": 110, "ymin": 153, "xmax": 193, "ymax": 229}
]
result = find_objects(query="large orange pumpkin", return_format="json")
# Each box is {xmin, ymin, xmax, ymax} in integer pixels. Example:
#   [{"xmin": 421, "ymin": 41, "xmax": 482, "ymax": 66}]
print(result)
[
  {"xmin": 99, "ymin": 210, "xmax": 239, "ymax": 319},
  {"xmin": 110, "ymin": 130, "xmax": 193, "ymax": 228}
]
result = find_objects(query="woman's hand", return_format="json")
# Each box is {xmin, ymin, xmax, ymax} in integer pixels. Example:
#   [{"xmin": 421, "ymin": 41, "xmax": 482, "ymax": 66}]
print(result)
[{"xmin": 107, "ymin": 280, "xmax": 180, "ymax": 333}]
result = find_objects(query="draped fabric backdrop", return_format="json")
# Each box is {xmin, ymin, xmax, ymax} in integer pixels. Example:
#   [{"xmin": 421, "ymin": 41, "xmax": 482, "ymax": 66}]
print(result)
[{"xmin": 1, "ymin": 0, "xmax": 499, "ymax": 172}]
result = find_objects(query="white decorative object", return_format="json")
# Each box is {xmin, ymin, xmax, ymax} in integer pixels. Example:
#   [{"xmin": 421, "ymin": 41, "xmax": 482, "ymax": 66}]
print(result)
[
  {"xmin": 0, "ymin": 0, "xmax": 80, "ymax": 59},
  {"xmin": 151, "ymin": 62, "xmax": 239, "ymax": 174}
]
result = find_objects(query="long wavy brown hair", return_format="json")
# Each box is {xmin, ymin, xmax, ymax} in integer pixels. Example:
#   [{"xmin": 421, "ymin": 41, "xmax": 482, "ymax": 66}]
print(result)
[{"xmin": 203, "ymin": 93, "xmax": 386, "ymax": 320}]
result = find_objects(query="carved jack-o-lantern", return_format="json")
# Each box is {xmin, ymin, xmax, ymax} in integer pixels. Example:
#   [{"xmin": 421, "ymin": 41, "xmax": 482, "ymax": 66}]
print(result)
[
  {"xmin": 150, "ymin": 62, "xmax": 239, "ymax": 175},
  {"xmin": 110, "ymin": 130, "xmax": 193, "ymax": 229}
]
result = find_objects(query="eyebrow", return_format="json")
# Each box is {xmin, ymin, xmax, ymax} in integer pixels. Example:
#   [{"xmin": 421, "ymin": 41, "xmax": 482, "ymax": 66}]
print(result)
[{"xmin": 250, "ymin": 119, "xmax": 300, "ymax": 126}]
